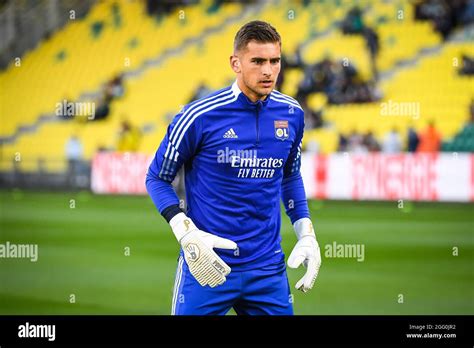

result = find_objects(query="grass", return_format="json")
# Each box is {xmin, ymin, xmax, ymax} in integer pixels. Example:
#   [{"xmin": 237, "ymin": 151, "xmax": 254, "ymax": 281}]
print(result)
[{"xmin": 0, "ymin": 190, "xmax": 472, "ymax": 315}]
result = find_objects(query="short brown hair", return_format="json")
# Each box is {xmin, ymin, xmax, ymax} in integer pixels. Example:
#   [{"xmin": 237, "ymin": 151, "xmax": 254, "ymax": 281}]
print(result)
[{"xmin": 233, "ymin": 20, "xmax": 281, "ymax": 52}]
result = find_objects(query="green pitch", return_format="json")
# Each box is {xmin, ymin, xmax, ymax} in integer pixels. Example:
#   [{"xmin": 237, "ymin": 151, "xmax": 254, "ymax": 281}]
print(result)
[{"xmin": 0, "ymin": 190, "xmax": 472, "ymax": 315}]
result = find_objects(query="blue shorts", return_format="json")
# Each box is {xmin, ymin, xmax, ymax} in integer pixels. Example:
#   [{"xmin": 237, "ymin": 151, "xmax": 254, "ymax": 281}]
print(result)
[{"xmin": 171, "ymin": 256, "xmax": 293, "ymax": 315}]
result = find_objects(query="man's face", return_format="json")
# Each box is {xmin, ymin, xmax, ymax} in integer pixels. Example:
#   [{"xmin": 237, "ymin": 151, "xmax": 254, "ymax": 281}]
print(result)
[{"xmin": 230, "ymin": 41, "xmax": 281, "ymax": 101}]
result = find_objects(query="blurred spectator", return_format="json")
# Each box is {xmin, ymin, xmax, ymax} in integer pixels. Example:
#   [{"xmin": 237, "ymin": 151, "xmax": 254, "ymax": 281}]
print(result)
[
  {"xmin": 106, "ymin": 74, "xmax": 125, "ymax": 98},
  {"xmin": 460, "ymin": 0, "xmax": 474, "ymax": 24},
  {"xmin": 340, "ymin": 6, "xmax": 381, "ymax": 80},
  {"xmin": 286, "ymin": 44, "xmax": 306, "ymax": 70},
  {"xmin": 97, "ymin": 145, "xmax": 110, "ymax": 152},
  {"xmin": 470, "ymin": 99, "xmax": 474, "ymax": 122},
  {"xmin": 301, "ymin": 100, "xmax": 324, "ymax": 129},
  {"xmin": 338, "ymin": 133, "xmax": 349, "ymax": 152},
  {"xmin": 117, "ymin": 120, "xmax": 142, "ymax": 152},
  {"xmin": 341, "ymin": 7, "xmax": 364, "ymax": 34},
  {"xmin": 459, "ymin": 54, "xmax": 474, "ymax": 75},
  {"xmin": 57, "ymin": 97, "xmax": 73, "ymax": 119},
  {"xmin": 188, "ymin": 82, "xmax": 212, "ymax": 103},
  {"xmin": 382, "ymin": 129, "xmax": 402, "ymax": 153},
  {"xmin": 407, "ymin": 126, "xmax": 420, "ymax": 152},
  {"xmin": 363, "ymin": 27, "xmax": 380, "ymax": 80},
  {"xmin": 146, "ymin": 0, "xmax": 182, "ymax": 18},
  {"xmin": 295, "ymin": 62, "xmax": 324, "ymax": 102},
  {"xmin": 93, "ymin": 92, "xmax": 112, "ymax": 121},
  {"xmin": 93, "ymin": 74, "xmax": 126, "ymax": 121},
  {"xmin": 145, "ymin": 0, "xmax": 159, "ymax": 15},
  {"xmin": 306, "ymin": 139, "xmax": 320, "ymax": 153},
  {"xmin": 277, "ymin": 46, "xmax": 306, "ymax": 91},
  {"xmin": 417, "ymin": 122, "xmax": 442, "ymax": 152},
  {"xmin": 65, "ymin": 135, "xmax": 83, "ymax": 185},
  {"xmin": 207, "ymin": 0, "xmax": 225, "ymax": 14},
  {"xmin": 414, "ymin": 0, "xmax": 473, "ymax": 40},
  {"xmin": 348, "ymin": 130, "xmax": 368, "ymax": 153},
  {"xmin": 296, "ymin": 57, "xmax": 380, "ymax": 106},
  {"xmin": 362, "ymin": 130, "xmax": 381, "ymax": 152},
  {"xmin": 276, "ymin": 54, "xmax": 287, "ymax": 91},
  {"xmin": 65, "ymin": 135, "xmax": 83, "ymax": 163},
  {"xmin": 111, "ymin": 2, "xmax": 122, "ymax": 28}
]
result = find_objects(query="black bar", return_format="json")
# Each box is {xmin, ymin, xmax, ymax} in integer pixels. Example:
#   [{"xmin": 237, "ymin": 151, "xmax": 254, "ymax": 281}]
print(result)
[{"xmin": 0, "ymin": 315, "xmax": 472, "ymax": 346}]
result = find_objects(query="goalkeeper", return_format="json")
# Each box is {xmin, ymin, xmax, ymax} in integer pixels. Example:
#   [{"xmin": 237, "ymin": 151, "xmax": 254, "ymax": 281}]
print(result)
[{"xmin": 146, "ymin": 20, "xmax": 321, "ymax": 315}]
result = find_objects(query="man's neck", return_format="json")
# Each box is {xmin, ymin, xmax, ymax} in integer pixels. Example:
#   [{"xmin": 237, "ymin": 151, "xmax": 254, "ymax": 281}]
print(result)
[{"xmin": 236, "ymin": 79, "xmax": 269, "ymax": 103}]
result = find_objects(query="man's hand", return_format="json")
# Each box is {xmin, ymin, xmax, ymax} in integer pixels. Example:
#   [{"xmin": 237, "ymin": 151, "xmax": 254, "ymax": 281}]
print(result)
[
  {"xmin": 287, "ymin": 218, "xmax": 321, "ymax": 293},
  {"xmin": 170, "ymin": 213, "xmax": 237, "ymax": 287}
]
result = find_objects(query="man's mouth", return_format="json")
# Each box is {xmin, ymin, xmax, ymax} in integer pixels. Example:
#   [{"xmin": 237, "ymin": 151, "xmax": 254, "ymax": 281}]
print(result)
[{"xmin": 259, "ymin": 80, "xmax": 273, "ymax": 87}]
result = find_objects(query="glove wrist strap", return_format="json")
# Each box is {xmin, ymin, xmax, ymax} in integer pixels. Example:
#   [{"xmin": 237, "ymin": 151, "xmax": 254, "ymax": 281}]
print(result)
[
  {"xmin": 293, "ymin": 217, "xmax": 316, "ymax": 240},
  {"xmin": 169, "ymin": 212, "xmax": 197, "ymax": 242}
]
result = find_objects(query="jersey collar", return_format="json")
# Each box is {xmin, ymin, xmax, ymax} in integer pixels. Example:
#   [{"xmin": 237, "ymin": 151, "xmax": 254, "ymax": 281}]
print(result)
[{"xmin": 232, "ymin": 80, "xmax": 272, "ymax": 109}]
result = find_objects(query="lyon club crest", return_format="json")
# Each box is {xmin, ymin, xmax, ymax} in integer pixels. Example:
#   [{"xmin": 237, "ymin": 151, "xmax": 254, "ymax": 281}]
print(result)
[{"xmin": 274, "ymin": 120, "xmax": 289, "ymax": 140}]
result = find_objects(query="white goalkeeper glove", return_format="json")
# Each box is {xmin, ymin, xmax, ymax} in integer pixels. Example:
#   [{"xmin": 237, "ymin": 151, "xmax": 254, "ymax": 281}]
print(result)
[
  {"xmin": 169, "ymin": 213, "xmax": 237, "ymax": 287},
  {"xmin": 287, "ymin": 217, "xmax": 321, "ymax": 293}
]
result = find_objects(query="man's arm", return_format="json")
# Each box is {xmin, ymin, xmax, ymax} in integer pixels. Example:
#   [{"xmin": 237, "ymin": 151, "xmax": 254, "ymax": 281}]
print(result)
[
  {"xmin": 145, "ymin": 107, "xmax": 198, "ymax": 220},
  {"xmin": 281, "ymin": 109, "xmax": 309, "ymax": 225},
  {"xmin": 281, "ymin": 110, "xmax": 322, "ymax": 293},
  {"xmin": 146, "ymin": 107, "xmax": 236, "ymax": 288},
  {"xmin": 281, "ymin": 145, "xmax": 310, "ymax": 224}
]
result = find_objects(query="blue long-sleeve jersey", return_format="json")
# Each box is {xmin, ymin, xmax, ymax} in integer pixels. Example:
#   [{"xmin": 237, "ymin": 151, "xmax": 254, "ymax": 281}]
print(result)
[{"xmin": 146, "ymin": 81, "xmax": 310, "ymax": 271}]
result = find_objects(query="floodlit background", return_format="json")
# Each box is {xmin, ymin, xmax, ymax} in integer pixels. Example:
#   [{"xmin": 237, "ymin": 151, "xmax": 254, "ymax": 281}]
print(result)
[{"xmin": 0, "ymin": 0, "xmax": 473, "ymax": 314}]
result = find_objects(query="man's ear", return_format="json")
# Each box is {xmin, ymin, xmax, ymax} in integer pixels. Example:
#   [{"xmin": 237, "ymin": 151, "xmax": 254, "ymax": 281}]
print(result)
[{"xmin": 230, "ymin": 55, "xmax": 241, "ymax": 73}]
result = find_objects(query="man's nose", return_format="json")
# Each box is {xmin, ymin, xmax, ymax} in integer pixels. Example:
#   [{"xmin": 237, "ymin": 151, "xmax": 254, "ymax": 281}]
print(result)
[{"xmin": 261, "ymin": 62, "xmax": 272, "ymax": 76}]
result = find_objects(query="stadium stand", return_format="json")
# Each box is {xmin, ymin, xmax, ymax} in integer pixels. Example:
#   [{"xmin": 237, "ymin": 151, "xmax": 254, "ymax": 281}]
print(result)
[{"xmin": 0, "ymin": 0, "xmax": 473, "ymax": 173}]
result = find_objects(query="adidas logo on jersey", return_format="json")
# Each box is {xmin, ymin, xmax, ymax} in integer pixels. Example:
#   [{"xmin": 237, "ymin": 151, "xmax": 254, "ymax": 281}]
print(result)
[{"xmin": 223, "ymin": 128, "xmax": 238, "ymax": 139}]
